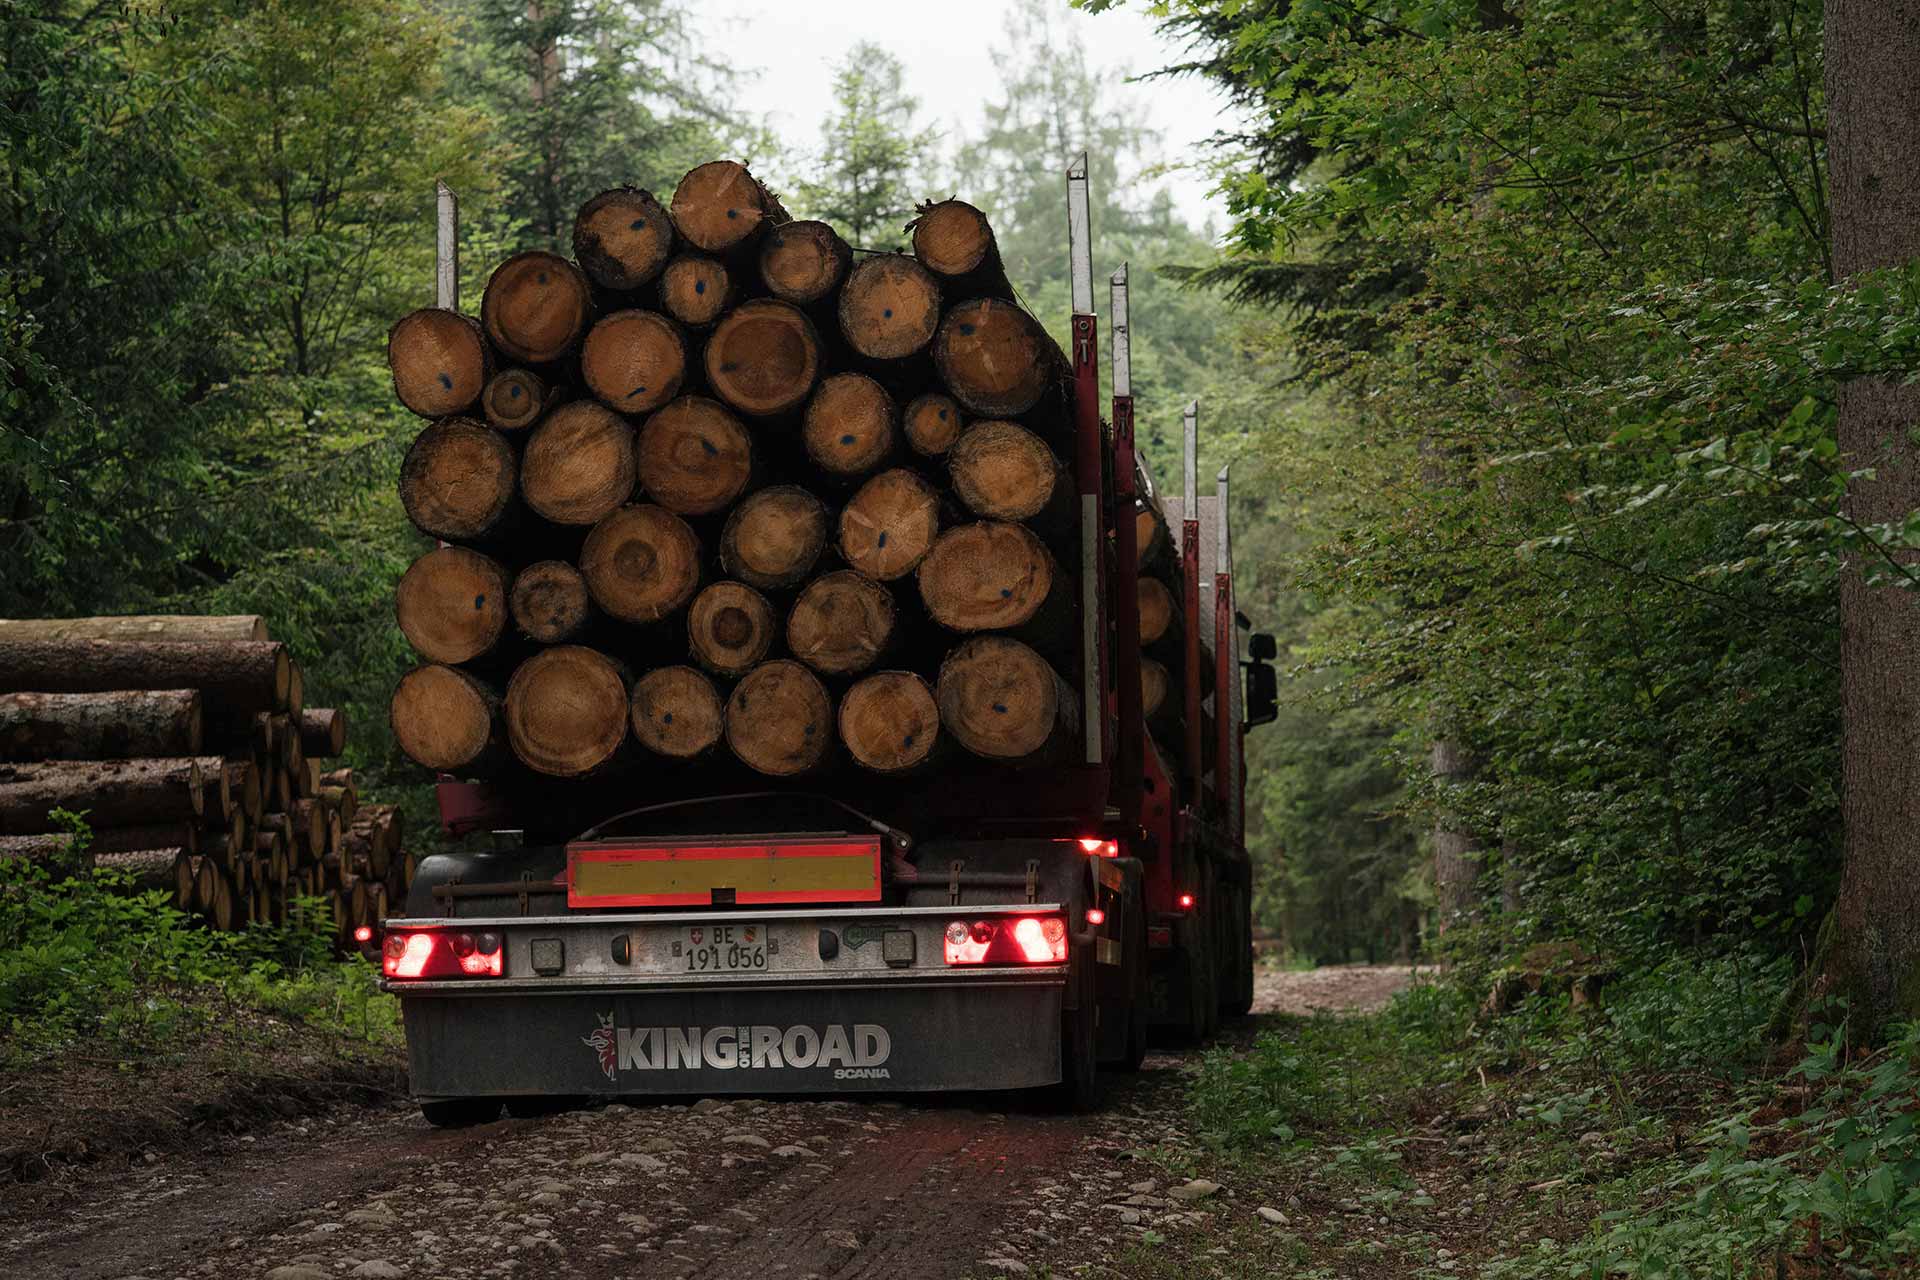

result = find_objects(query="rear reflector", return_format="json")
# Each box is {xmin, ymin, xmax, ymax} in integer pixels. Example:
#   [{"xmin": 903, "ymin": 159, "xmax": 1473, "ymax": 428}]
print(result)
[
  {"xmin": 568, "ymin": 836, "xmax": 883, "ymax": 907},
  {"xmin": 943, "ymin": 916, "xmax": 1068, "ymax": 966},
  {"xmin": 352, "ymin": 925, "xmax": 373, "ymax": 944},
  {"xmin": 383, "ymin": 930, "xmax": 503, "ymax": 981},
  {"xmin": 1085, "ymin": 908, "xmax": 1106, "ymax": 926},
  {"xmin": 1177, "ymin": 893, "xmax": 1195, "ymax": 911}
]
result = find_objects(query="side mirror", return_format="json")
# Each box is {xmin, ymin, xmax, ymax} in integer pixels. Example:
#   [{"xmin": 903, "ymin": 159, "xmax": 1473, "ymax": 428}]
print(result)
[
  {"xmin": 1244, "ymin": 659, "xmax": 1278, "ymax": 728},
  {"xmin": 1249, "ymin": 632, "xmax": 1277, "ymax": 662}
]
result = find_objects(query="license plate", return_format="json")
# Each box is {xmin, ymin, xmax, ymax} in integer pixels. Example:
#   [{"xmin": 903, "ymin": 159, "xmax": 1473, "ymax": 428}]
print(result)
[{"xmin": 679, "ymin": 923, "xmax": 768, "ymax": 973}]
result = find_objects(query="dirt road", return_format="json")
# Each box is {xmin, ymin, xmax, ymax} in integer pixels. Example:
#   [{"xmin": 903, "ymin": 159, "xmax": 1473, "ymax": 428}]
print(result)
[{"xmin": 0, "ymin": 965, "xmax": 1419, "ymax": 1280}]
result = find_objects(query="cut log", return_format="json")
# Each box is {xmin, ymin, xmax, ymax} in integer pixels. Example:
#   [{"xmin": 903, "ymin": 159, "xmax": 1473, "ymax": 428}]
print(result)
[
  {"xmin": 173, "ymin": 851, "xmax": 197, "ymax": 910},
  {"xmin": 635, "ymin": 396, "xmax": 753, "ymax": 516},
  {"xmin": 724, "ymin": 660, "xmax": 831, "ymax": 776},
  {"xmin": 0, "ymin": 689, "xmax": 202, "ymax": 761},
  {"xmin": 0, "ymin": 616, "xmax": 267, "ymax": 644},
  {"xmin": 917, "ymin": 522, "xmax": 1070, "ymax": 641},
  {"xmin": 580, "ymin": 505, "xmax": 702, "ymax": 624},
  {"xmin": 839, "ymin": 671, "xmax": 939, "ymax": 774},
  {"xmin": 399, "ymin": 418, "xmax": 517, "ymax": 543},
  {"xmin": 302, "ymin": 758, "xmax": 323, "ymax": 800},
  {"xmin": 0, "ymin": 640, "xmax": 289, "ymax": 722},
  {"xmin": 95, "ymin": 849, "xmax": 176, "ymax": 888},
  {"xmin": 510, "ymin": 560, "xmax": 594, "ymax": 644},
  {"xmin": 1135, "ymin": 500, "xmax": 1175, "ymax": 572},
  {"xmin": 1141, "ymin": 655, "xmax": 1170, "ymax": 719},
  {"xmin": 802, "ymin": 373, "xmax": 896, "ymax": 477},
  {"xmin": 208, "ymin": 869, "xmax": 240, "ymax": 931},
  {"xmin": 948, "ymin": 420, "xmax": 1066, "ymax": 522},
  {"xmin": 390, "ymin": 664, "xmax": 504, "ymax": 775},
  {"xmin": 936, "ymin": 636, "xmax": 1076, "ymax": 762},
  {"xmin": 299, "ymin": 708, "xmax": 347, "ymax": 759},
  {"xmin": 481, "ymin": 368, "xmax": 549, "ymax": 434},
  {"xmin": 704, "ymin": 300, "xmax": 822, "ymax": 418},
  {"xmin": 720, "ymin": 486, "xmax": 829, "ymax": 590},
  {"xmin": 659, "ymin": 254, "xmax": 735, "ymax": 328},
  {"xmin": 0, "ymin": 833, "xmax": 97, "ymax": 870},
  {"xmin": 387, "ymin": 308, "xmax": 490, "ymax": 419},
  {"xmin": 909, "ymin": 199, "xmax": 1010, "ymax": 299},
  {"xmin": 520, "ymin": 401, "xmax": 637, "ymax": 526},
  {"xmin": 838, "ymin": 254, "xmax": 941, "ymax": 361},
  {"xmin": 320, "ymin": 767, "xmax": 357, "ymax": 802},
  {"xmin": 629, "ymin": 666, "xmax": 724, "ymax": 759},
  {"xmin": 669, "ymin": 160, "xmax": 788, "ymax": 254},
  {"xmin": 481, "ymin": 250, "xmax": 592, "ymax": 364},
  {"xmin": 226, "ymin": 759, "xmax": 262, "ymax": 824},
  {"xmin": 687, "ymin": 581, "xmax": 776, "ymax": 677},
  {"xmin": 903, "ymin": 392, "xmax": 964, "ymax": 458},
  {"xmin": 787, "ymin": 571, "xmax": 895, "ymax": 676},
  {"xmin": 318, "ymin": 784, "xmax": 357, "ymax": 827},
  {"xmin": 85, "ymin": 821, "xmax": 204, "ymax": 857},
  {"xmin": 573, "ymin": 186, "xmax": 675, "ymax": 291},
  {"xmin": 191, "ymin": 853, "xmax": 219, "ymax": 912},
  {"xmin": 284, "ymin": 729, "xmax": 307, "ymax": 797},
  {"xmin": 838, "ymin": 468, "xmax": 940, "ymax": 582},
  {"xmin": 251, "ymin": 710, "xmax": 276, "ymax": 758},
  {"xmin": 292, "ymin": 798, "xmax": 328, "ymax": 861},
  {"xmin": 286, "ymin": 661, "xmax": 304, "ymax": 719},
  {"xmin": 1138, "ymin": 576, "xmax": 1177, "ymax": 647},
  {"xmin": 579, "ymin": 308, "xmax": 687, "ymax": 416},
  {"xmin": 396, "ymin": 545, "xmax": 510, "ymax": 665},
  {"xmin": 933, "ymin": 298, "xmax": 1061, "ymax": 418},
  {"xmin": 0, "ymin": 757, "xmax": 203, "ymax": 830},
  {"xmin": 759, "ymin": 220, "xmax": 851, "ymax": 304},
  {"xmin": 503, "ymin": 645, "xmax": 630, "ymax": 778},
  {"xmin": 203, "ymin": 815, "xmax": 244, "ymax": 874},
  {"xmin": 190, "ymin": 754, "xmax": 232, "ymax": 822}
]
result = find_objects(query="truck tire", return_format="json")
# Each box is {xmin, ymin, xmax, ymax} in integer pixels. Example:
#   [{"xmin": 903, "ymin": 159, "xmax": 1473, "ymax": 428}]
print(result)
[
  {"xmin": 505, "ymin": 1095, "xmax": 581, "ymax": 1119},
  {"xmin": 1179, "ymin": 910, "xmax": 1216, "ymax": 1044},
  {"xmin": 1055, "ymin": 980, "xmax": 1103, "ymax": 1110},
  {"xmin": 1225, "ymin": 882, "xmax": 1255, "ymax": 1018},
  {"xmin": 419, "ymin": 1097, "xmax": 501, "ymax": 1128},
  {"xmin": 1116, "ymin": 903, "xmax": 1150, "ymax": 1071}
]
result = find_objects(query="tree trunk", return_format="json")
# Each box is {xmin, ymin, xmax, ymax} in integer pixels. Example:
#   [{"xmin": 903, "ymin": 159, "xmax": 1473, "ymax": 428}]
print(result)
[
  {"xmin": 759, "ymin": 220, "xmax": 851, "ymax": 305},
  {"xmin": 0, "ymin": 833, "xmax": 97, "ymax": 870},
  {"xmin": 299, "ymin": 708, "xmax": 346, "ymax": 759},
  {"xmin": 935, "ymin": 636, "xmax": 1076, "ymax": 763},
  {"xmin": 687, "ymin": 581, "xmax": 776, "ymax": 677},
  {"xmin": 387, "ymin": 307, "xmax": 490, "ymax": 419},
  {"xmin": 0, "ymin": 615, "xmax": 268, "ymax": 644},
  {"xmin": 1827, "ymin": 0, "xmax": 1920, "ymax": 1032},
  {"xmin": 390, "ymin": 663, "xmax": 505, "ymax": 775},
  {"xmin": 916, "ymin": 522, "xmax": 1072, "ymax": 647},
  {"xmin": 720, "ymin": 486, "xmax": 830, "ymax": 590},
  {"xmin": 482, "ymin": 368, "xmax": 550, "ymax": 434},
  {"xmin": 0, "ymin": 689, "xmax": 203, "ymax": 760},
  {"xmin": 291, "ymin": 798, "xmax": 328, "ymax": 862},
  {"xmin": 635, "ymin": 396, "xmax": 753, "ymax": 516},
  {"xmin": 659, "ymin": 254, "xmax": 736, "ymax": 329},
  {"xmin": 1138, "ymin": 577, "xmax": 1178, "ymax": 648},
  {"xmin": 520, "ymin": 401, "xmax": 638, "ymax": 527},
  {"xmin": 580, "ymin": 504, "xmax": 702, "ymax": 624},
  {"xmin": 397, "ymin": 546, "xmax": 510, "ymax": 666},
  {"xmin": 802, "ymin": 373, "xmax": 897, "ymax": 478},
  {"xmin": 724, "ymin": 660, "xmax": 832, "ymax": 776},
  {"xmin": 225, "ymin": 758, "xmax": 262, "ymax": 824},
  {"xmin": 903, "ymin": 392, "xmax": 964, "ymax": 458},
  {"xmin": 703, "ymin": 300, "xmax": 823, "ymax": 418},
  {"xmin": 837, "ymin": 469, "xmax": 939, "ymax": 582},
  {"xmin": 503, "ymin": 646, "xmax": 631, "ymax": 778},
  {"xmin": 97, "ymin": 849, "xmax": 181, "ymax": 887},
  {"xmin": 318, "ymin": 784, "xmax": 357, "ymax": 828},
  {"xmin": 933, "ymin": 298, "xmax": 1062, "ymax": 418},
  {"xmin": 947, "ymin": 420, "xmax": 1067, "ymax": 525},
  {"xmin": 579, "ymin": 308, "xmax": 687, "ymax": 416},
  {"xmin": 629, "ymin": 665, "xmax": 724, "ymax": 759},
  {"xmin": 668, "ymin": 160, "xmax": 788, "ymax": 254},
  {"xmin": 399, "ymin": 419, "xmax": 518, "ymax": 544},
  {"xmin": 838, "ymin": 254, "xmax": 941, "ymax": 361},
  {"xmin": 0, "ymin": 757, "xmax": 204, "ymax": 831},
  {"xmin": 839, "ymin": 671, "xmax": 940, "ymax": 774},
  {"xmin": 0, "ymin": 640, "xmax": 289, "ymax": 726},
  {"xmin": 573, "ymin": 186, "xmax": 675, "ymax": 291},
  {"xmin": 910, "ymin": 200, "xmax": 1013, "ymax": 301},
  {"xmin": 510, "ymin": 560, "xmax": 595, "ymax": 644},
  {"xmin": 786, "ymin": 571, "xmax": 896, "ymax": 676},
  {"xmin": 481, "ymin": 249, "xmax": 592, "ymax": 364},
  {"xmin": 1430, "ymin": 737, "xmax": 1484, "ymax": 933}
]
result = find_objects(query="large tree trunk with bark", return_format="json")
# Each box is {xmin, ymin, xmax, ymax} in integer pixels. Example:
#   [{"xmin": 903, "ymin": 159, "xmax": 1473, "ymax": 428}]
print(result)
[
  {"xmin": 396, "ymin": 546, "xmax": 511, "ymax": 666},
  {"xmin": 0, "ymin": 758, "xmax": 204, "ymax": 831},
  {"xmin": 0, "ymin": 616, "xmax": 268, "ymax": 644},
  {"xmin": 1430, "ymin": 737, "xmax": 1484, "ymax": 934},
  {"xmin": 0, "ymin": 641, "xmax": 288, "ymax": 724},
  {"xmin": 0, "ymin": 690, "xmax": 203, "ymax": 760}
]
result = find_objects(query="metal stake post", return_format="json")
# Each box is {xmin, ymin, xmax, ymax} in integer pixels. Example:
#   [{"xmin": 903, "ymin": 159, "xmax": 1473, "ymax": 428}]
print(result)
[{"xmin": 1065, "ymin": 153, "xmax": 1109, "ymax": 773}]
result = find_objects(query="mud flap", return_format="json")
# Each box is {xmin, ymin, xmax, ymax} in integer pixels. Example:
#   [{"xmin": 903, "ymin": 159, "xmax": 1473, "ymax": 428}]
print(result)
[{"xmin": 404, "ymin": 983, "xmax": 1064, "ymax": 1098}]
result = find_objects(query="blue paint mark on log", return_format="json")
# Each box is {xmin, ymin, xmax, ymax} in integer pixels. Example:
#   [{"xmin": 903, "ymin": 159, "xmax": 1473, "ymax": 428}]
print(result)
[
  {"xmin": 537, "ymin": 272, "xmax": 549, "ymax": 284},
  {"xmin": 509, "ymin": 385, "xmax": 522, "ymax": 398},
  {"xmin": 474, "ymin": 594, "xmax": 485, "ymax": 609},
  {"xmin": 700, "ymin": 438, "xmax": 717, "ymax": 456},
  {"xmin": 877, "ymin": 532, "xmax": 888, "ymax": 547},
  {"xmin": 726, "ymin": 209, "xmax": 738, "ymax": 219},
  {"xmin": 663, "ymin": 713, "xmax": 673, "ymax": 724},
  {"xmin": 958, "ymin": 323, "xmax": 975, "ymax": 335},
  {"xmin": 629, "ymin": 218, "xmax": 646, "ymax": 230},
  {"xmin": 629, "ymin": 385, "xmax": 647, "ymax": 399},
  {"xmin": 694, "ymin": 279, "xmax": 705, "ymax": 294},
  {"xmin": 882, "ymin": 308, "xmax": 892, "ymax": 319},
  {"xmin": 992, "ymin": 703, "xmax": 1007, "ymax": 714},
  {"xmin": 1000, "ymin": 588, "xmax": 1012, "ymax": 598},
  {"xmin": 840, "ymin": 434, "xmax": 855, "ymax": 445}
]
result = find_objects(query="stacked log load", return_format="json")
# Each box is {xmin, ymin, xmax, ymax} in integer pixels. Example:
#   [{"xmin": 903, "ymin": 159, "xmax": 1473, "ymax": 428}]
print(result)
[
  {"xmin": 0, "ymin": 616, "xmax": 411, "ymax": 947},
  {"xmin": 387, "ymin": 163, "xmax": 1203, "ymax": 816}
]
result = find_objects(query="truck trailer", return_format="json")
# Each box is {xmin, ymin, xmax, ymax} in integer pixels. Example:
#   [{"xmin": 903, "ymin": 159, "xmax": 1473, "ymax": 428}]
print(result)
[{"xmin": 381, "ymin": 156, "xmax": 1278, "ymax": 1123}]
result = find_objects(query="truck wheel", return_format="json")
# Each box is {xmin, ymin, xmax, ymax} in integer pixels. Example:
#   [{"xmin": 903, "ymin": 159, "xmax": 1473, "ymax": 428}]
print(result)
[
  {"xmin": 1181, "ymin": 912, "xmax": 1215, "ymax": 1044},
  {"xmin": 419, "ymin": 1097, "xmax": 501, "ymax": 1128},
  {"xmin": 1053, "ymin": 953, "xmax": 1103, "ymax": 1111},
  {"xmin": 1116, "ymin": 908, "xmax": 1150, "ymax": 1071},
  {"xmin": 505, "ymin": 1095, "xmax": 581, "ymax": 1119},
  {"xmin": 1226, "ymin": 884, "xmax": 1255, "ymax": 1018}
]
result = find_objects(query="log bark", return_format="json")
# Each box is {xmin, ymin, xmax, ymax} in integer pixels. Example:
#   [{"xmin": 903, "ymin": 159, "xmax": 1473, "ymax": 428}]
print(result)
[
  {"xmin": 759, "ymin": 220, "xmax": 851, "ymax": 304},
  {"xmin": 0, "ymin": 640, "xmax": 289, "ymax": 722},
  {"xmin": 936, "ymin": 636, "xmax": 1076, "ymax": 763},
  {"xmin": 724, "ymin": 660, "xmax": 832, "ymax": 776},
  {"xmin": 903, "ymin": 393, "xmax": 964, "ymax": 458},
  {"xmin": 947, "ymin": 420, "xmax": 1067, "ymax": 524},
  {"xmin": 837, "ymin": 469, "xmax": 939, "ymax": 582},
  {"xmin": 0, "ymin": 689, "xmax": 203, "ymax": 761},
  {"xmin": 299, "ymin": 708, "xmax": 347, "ymax": 759},
  {"xmin": 399, "ymin": 419, "xmax": 517, "ymax": 543},
  {"xmin": 839, "ymin": 671, "xmax": 939, "ymax": 774},
  {"xmin": 579, "ymin": 308, "xmax": 687, "ymax": 416},
  {"xmin": 917, "ymin": 522, "xmax": 1071, "ymax": 644},
  {"xmin": 99, "ymin": 850, "xmax": 183, "ymax": 888},
  {"xmin": 580, "ymin": 504, "xmax": 703, "ymax": 624},
  {"xmin": 481, "ymin": 368, "xmax": 549, "ymax": 434},
  {"xmin": 669, "ymin": 160, "xmax": 788, "ymax": 254},
  {"xmin": 226, "ymin": 758, "xmax": 262, "ymax": 824},
  {"xmin": 521, "ymin": 401, "xmax": 638, "ymax": 527},
  {"xmin": 286, "ymin": 661, "xmax": 304, "ymax": 719},
  {"xmin": 481, "ymin": 250, "xmax": 593, "ymax": 364},
  {"xmin": 573, "ymin": 186, "xmax": 675, "ymax": 291},
  {"xmin": 787, "ymin": 571, "xmax": 896, "ymax": 676},
  {"xmin": 191, "ymin": 755, "xmax": 234, "ymax": 822},
  {"xmin": 802, "ymin": 373, "xmax": 897, "ymax": 478},
  {"xmin": 504, "ymin": 645, "xmax": 631, "ymax": 778},
  {"xmin": 291, "ymin": 798, "xmax": 327, "ymax": 862},
  {"xmin": 390, "ymin": 664, "xmax": 505, "ymax": 775},
  {"xmin": 510, "ymin": 560, "xmax": 595, "ymax": 644},
  {"xmin": 659, "ymin": 254, "xmax": 735, "ymax": 329},
  {"xmin": 909, "ymin": 199, "xmax": 1012, "ymax": 301},
  {"xmin": 88, "ymin": 821, "xmax": 206, "ymax": 857},
  {"xmin": 251, "ymin": 710, "xmax": 276, "ymax": 759},
  {"xmin": 0, "ymin": 757, "xmax": 204, "ymax": 831},
  {"xmin": 0, "ymin": 616, "xmax": 268, "ymax": 644},
  {"xmin": 704, "ymin": 300, "xmax": 823, "ymax": 418},
  {"xmin": 396, "ymin": 546, "xmax": 510, "ymax": 666},
  {"xmin": 687, "ymin": 581, "xmax": 776, "ymax": 677},
  {"xmin": 720, "ymin": 486, "xmax": 830, "ymax": 590},
  {"xmin": 630, "ymin": 666, "xmax": 725, "ymax": 759},
  {"xmin": 0, "ymin": 833, "xmax": 97, "ymax": 870},
  {"xmin": 838, "ymin": 254, "xmax": 941, "ymax": 361},
  {"xmin": 387, "ymin": 308, "xmax": 490, "ymax": 419},
  {"xmin": 933, "ymin": 298, "xmax": 1062, "ymax": 418},
  {"xmin": 635, "ymin": 396, "xmax": 753, "ymax": 516}
]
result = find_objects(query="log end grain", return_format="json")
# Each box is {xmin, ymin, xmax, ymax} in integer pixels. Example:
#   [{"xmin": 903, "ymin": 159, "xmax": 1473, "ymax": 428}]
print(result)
[
  {"xmin": 787, "ymin": 571, "xmax": 895, "ymax": 676},
  {"xmin": 504, "ymin": 646, "xmax": 630, "ymax": 778},
  {"xmin": 704, "ymin": 300, "xmax": 822, "ymax": 418},
  {"xmin": 388, "ymin": 308, "xmax": 489, "ymax": 419},
  {"xmin": 1138, "ymin": 576, "xmax": 1175, "ymax": 646},
  {"xmin": 510, "ymin": 559, "xmax": 594, "ymax": 644},
  {"xmin": 482, "ymin": 368, "xmax": 548, "ymax": 433},
  {"xmin": 580, "ymin": 504, "xmax": 702, "ymax": 624},
  {"xmin": 725, "ymin": 660, "xmax": 831, "ymax": 776},
  {"xmin": 687, "ymin": 580, "xmax": 776, "ymax": 677},
  {"xmin": 802, "ymin": 372, "xmax": 896, "ymax": 477},
  {"xmin": 670, "ymin": 160, "xmax": 780, "ymax": 253},
  {"xmin": 910, "ymin": 199, "xmax": 995, "ymax": 278},
  {"xmin": 720, "ymin": 486, "xmax": 829, "ymax": 590},
  {"xmin": 838, "ymin": 469, "xmax": 939, "ymax": 582},
  {"xmin": 936, "ymin": 636, "xmax": 1071, "ymax": 762},
  {"xmin": 520, "ymin": 401, "xmax": 637, "ymax": 526},
  {"xmin": 759, "ymin": 220, "xmax": 851, "ymax": 304},
  {"xmin": 948, "ymin": 420, "xmax": 1061, "ymax": 521},
  {"xmin": 934, "ymin": 298, "xmax": 1057, "ymax": 418},
  {"xmin": 399, "ymin": 419, "xmax": 517, "ymax": 543},
  {"xmin": 630, "ymin": 665, "xmax": 723, "ymax": 759},
  {"xmin": 903, "ymin": 392, "xmax": 965, "ymax": 458},
  {"xmin": 396, "ymin": 546, "xmax": 509, "ymax": 665},
  {"xmin": 481, "ymin": 250, "xmax": 592, "ymax": 365},
  {"xmin": 573, "ymin": 187, "xmax": 675, "ymax": 290},
  {"xmin": 580, "ymin": 308, "xmax": 688, "ymax": 416},
  {"xmin": 838, "ymin": 254, "xmax": 941, "ymax": 361},
  {"xmin": 1141, "ymin": 654, "xmax": 1170, "ymax": 717},
  {"xmin": 635, "ymin": 396, "xmax": 752, "ymax": 516},
  {"xmin": 390, "ymin": 665, "xmax": 497, "ymax": 773},
  {"xmin": 917, "ymin": 522, "xmax": 1056, "ymax": 633},
  {"xmin": 839, "ymin": 671, "xmax": 939, "ymax": 773},
  {"xmin": 659, "ymin": 254, "xmax": 734, "ymax": 328}
]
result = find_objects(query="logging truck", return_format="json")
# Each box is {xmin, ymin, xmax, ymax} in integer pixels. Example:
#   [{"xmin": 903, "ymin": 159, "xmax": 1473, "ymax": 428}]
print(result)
[{"xmin": 378, "ymin": 157, "xmax": 1278, "ymax": 1123}]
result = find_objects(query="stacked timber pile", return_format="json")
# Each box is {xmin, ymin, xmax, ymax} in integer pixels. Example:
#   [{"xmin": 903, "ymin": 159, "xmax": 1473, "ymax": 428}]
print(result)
[
  {"xmin": 387, "ymin": 165, "xmax": 1107, "ymax": 804},
  {"xmin": 0, "ymin": 616, "xmax": 411, "ymax": 946}
]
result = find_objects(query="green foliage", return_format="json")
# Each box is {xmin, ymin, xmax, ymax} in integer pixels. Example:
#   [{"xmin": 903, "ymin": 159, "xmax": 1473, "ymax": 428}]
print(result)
[{"xmin": 790, "ymin": 42, "xmax": 939, "ymax": 247}]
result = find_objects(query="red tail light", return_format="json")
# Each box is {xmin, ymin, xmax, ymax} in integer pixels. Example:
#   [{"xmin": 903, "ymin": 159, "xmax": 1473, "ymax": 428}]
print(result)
[
  {"xmin": 1075, "ymin": 837, "xmax": 1119, "ymax": 857},
  {"xmin": 383, "ymin": 930, "xmax": 504, "ymax": 980},
  {"xmin": 1177, "ymin": 893, "xmax": 1195, "ymax": 912},
  {"xmin": 353, "ymin": 925, "xmax": 373, "ymax": 944},
  {"xmin": 943, "ymin": 916, "xmax": 1068, "ymax": 966},
  {"xmin": 1085, "ymin": 907, "xmax": 1106, "ymax": 926}
]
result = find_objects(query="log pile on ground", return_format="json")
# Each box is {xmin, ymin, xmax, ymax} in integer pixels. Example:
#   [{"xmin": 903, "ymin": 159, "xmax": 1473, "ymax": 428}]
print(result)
[
  {"xmin": 388, "ymin": 166, "xmax": 1105, "ymax": 803},
  {"xmin": 0, "ymin": 616, "xmax": 411, "ymax": 946}
]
